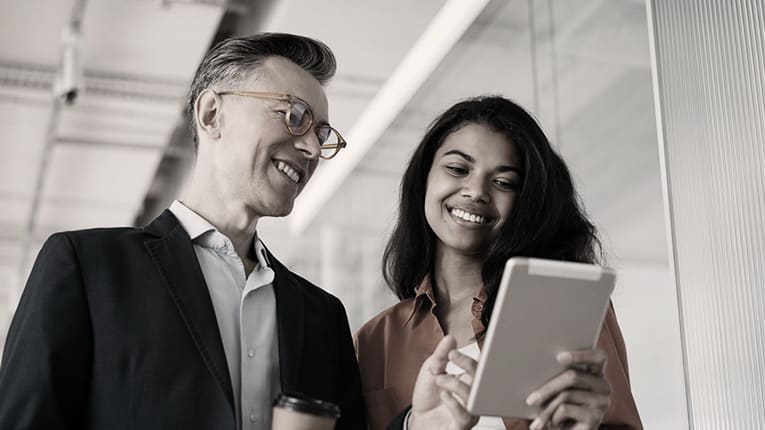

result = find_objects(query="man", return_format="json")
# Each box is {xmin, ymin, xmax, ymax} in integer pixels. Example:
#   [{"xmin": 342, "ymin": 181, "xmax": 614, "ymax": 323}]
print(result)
[{"xmin": 0, "ymin": 33, "xmax": 365, "ymax": 429}]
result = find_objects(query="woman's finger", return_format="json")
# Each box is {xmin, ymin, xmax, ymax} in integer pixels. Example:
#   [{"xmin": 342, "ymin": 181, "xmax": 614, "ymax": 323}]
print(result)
[
  {"xmin": 550, "ymin": 402, "xmax": 600, "ymax": 428},
  {"xmin": 447, "ymin": 349, "xmax": 478, "ymax": 377},
  {"xmin": 526, "ymin": 369, "xmax": 611, "ymax": 407},
  {"xmin": 557, "ymin": 349, "xmax": 608, "ymax": 376},
  {"xmin": 530, "ymin": 390, "xmax": 610, "ymax": 430},
  {"xmin": 436, "ymin": 374, "xmax": 471, "ymax": 403},
  {"xmin": 439, "ymin": 390, "xmax": 476, "ymax": 429},
  {"xmin": 422, "ymin": 336, "xmax": 458, "ymax": 376}
]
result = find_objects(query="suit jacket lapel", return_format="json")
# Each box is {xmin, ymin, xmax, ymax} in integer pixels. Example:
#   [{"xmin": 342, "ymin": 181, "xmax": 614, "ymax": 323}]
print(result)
[
  {"xmin": 267, "ymin": 248, "xmax": 304, "ymax": 392},
  {"xmin": 143, "ymin": 210, "xmax": 235, "ymax": 412}
]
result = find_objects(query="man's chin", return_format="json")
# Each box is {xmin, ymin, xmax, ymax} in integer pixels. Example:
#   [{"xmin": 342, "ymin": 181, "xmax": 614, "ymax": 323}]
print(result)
[
  {"xmin": 248, "ymin": 190, "xmax": 296, "ymax": 218},
  {"xmin": 263, "ymin": 201, "xmax": 295, "ymax": 218}
]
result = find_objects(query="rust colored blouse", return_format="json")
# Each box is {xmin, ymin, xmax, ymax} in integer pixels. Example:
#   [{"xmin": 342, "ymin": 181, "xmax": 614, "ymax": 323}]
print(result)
[{"xmin": 354, "ymin": 277, "xmax": 643, "ymax": 430}]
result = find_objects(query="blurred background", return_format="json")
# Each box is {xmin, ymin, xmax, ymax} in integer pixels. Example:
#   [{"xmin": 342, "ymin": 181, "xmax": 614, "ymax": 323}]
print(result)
[{"xmin": 0, "ymin": 0, "xmax": 689, "ymax": 427}]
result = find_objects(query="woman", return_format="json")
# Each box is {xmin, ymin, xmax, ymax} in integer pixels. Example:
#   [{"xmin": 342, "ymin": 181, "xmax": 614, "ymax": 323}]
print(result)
[{"xmin": 355, "ymin": 96, "xmax": 642, "ymax": 430}]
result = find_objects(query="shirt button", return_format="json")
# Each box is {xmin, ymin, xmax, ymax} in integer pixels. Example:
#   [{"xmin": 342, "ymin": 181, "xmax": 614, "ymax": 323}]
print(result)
[
  {"xmin": 249, "ymin": 412, "xmax": 257, "ymax": 422},
  {"xmin": 247, "ymin": 349, "xmax": 254, "ymax": 358}
]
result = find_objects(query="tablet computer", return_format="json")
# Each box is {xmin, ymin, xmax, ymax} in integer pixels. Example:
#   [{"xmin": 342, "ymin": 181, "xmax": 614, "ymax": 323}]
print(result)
[{"xmin": 466, "ymin": 257, "xmax": 615, "ymax": 418}]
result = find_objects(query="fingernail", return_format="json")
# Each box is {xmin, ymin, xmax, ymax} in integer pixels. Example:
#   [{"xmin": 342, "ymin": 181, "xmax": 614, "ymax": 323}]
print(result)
[
  {"xmin": 529, "ymin": 418, "xmax": 542, "ymax": 430},
  {"xmin": 557, "ymin": 351, "xmax": 572, "ymax": 362},
  {"xmin": 525, "ymin": 393, "xmax": 540, "ymax": 406}
]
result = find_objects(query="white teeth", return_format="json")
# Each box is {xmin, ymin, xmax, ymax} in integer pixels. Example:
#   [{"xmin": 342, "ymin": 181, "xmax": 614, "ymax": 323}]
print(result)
[
  {"xmin": 275, "ymin": 161, "xmax": 300, "ymax": 184},
  {"xmin": 450, "ymin": 208, "xmax": 487, "ymax": 224}
]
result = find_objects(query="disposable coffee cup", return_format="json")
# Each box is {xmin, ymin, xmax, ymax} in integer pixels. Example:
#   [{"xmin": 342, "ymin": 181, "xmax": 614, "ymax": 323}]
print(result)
[{"xmin": 272, "ymin": 392, "xmax": 341, "ymax": 430}]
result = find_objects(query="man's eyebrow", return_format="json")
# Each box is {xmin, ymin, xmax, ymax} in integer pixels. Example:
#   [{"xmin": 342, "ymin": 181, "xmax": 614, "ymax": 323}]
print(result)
[{"xmin": 442, "ymin": 149, "xmax": 521, "ymax": 174}]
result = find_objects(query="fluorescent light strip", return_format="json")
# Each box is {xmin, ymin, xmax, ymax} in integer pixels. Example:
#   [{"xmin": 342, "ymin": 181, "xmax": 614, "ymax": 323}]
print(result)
[{"xmin": 288, "ymin": 0, "xmax": 491, "ymax": 234}]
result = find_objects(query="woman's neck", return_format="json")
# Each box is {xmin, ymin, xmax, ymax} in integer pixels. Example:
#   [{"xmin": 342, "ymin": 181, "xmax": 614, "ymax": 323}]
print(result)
[
  {"xmin": 431, "ymin": 247, "xmax": 484, "ymax": 345},
  {"xmin": 432, "ymin": 247, "xmax": 484, "ymax": 309}
]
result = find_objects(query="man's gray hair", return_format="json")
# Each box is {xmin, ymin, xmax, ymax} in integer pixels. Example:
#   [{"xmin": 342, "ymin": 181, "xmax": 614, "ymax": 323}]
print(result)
[{"xmin": 187, "ymin": 32, "xmax": 337, "ymax": 148}]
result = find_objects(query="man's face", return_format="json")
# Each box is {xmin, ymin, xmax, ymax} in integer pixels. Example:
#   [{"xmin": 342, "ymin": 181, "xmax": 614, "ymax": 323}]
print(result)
[{"xmin": 208, "ymin": 56, "xmax": 328, "ymax": 217}]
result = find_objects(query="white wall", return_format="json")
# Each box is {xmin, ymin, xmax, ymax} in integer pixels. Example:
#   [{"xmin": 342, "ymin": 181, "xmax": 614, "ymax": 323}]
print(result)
[{"xmin": 613, "ymin": 263, "xmax": 689, "ymax": 429}]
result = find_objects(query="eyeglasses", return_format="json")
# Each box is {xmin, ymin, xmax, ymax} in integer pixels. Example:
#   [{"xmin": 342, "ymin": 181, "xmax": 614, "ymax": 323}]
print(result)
[{"xmin": 214, "ymin": 90, "xmax": 347, "ymax": 160}]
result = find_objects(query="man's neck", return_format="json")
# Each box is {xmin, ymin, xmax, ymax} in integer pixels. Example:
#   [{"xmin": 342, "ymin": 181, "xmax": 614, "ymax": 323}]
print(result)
[{"xmin": 182, "ymin": 180, "xmax": 260, "ymax": 264}]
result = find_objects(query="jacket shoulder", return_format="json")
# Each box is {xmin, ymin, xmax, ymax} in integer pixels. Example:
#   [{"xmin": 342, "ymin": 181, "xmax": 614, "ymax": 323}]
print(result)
[
  {"xmin": 52, "ymin": 226, "xmax": 149, "ymax": 242},
  {"xmin": 288, "ymin": 270, "xmax": 331, "ymax": 297},
  {"xmin": 39, "ymin": 227, "xmax": 159, "ymax": 264},
  {"xmin": 270, "ymin": 258, "xmax": 346, "ymax": 314}
]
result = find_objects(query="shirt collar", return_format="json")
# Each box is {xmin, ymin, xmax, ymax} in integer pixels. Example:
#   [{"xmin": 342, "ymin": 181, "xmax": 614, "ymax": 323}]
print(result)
[
  {"xmin": 169, "ymin": 200, "xmax": 216, "ymax": 240},
  {"xmin": 169, "ymin": 200, "xmax": 270, "ymax": 269},
  {"xmin": 403, "ymin": 274, "xmax": 489, "ymax": 339},
  {"xmin": 403, "ymin": 276, "xmax": 435, "ymax": 326},
  {"xmin": 471, "ymin": 289, "xmax": 488, "ymax": 340},
  {"xmin": 415, "ymin": 276, "xmax": 437, "ymax": 304},
  {"xmin": 252, "ymin": 235, "xmax": 271, "ymax": 268}
]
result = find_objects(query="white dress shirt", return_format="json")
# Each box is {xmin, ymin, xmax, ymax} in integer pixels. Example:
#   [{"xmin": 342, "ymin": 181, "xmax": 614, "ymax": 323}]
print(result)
[{"xmin": 169, "ymin": 201, "xmax": 280, "ymax": 430}]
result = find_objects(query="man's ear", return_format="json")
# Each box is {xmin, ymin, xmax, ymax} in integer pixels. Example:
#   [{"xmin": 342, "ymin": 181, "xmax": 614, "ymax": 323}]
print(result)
[{"xmin": 195, "ymin": 89, "xmax": 222, "ymax": 140}]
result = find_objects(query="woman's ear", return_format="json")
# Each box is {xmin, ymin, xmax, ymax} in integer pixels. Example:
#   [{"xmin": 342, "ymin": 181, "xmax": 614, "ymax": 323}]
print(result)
[{"xmin": 195, "ymin": 89, "xmax": 222, "ymax": 140}]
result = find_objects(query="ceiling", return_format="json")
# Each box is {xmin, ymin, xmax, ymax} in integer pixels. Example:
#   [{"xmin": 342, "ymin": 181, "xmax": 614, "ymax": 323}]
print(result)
[{"xmin": 0, "ymin": 0, "xmax": 668, "ymax": 330}]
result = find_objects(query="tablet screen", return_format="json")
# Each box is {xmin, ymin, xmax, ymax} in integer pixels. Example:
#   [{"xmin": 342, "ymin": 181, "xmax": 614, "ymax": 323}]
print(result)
[{"xmin": 466, "ymin": 257, "xmax": 615, "ymax": 418}]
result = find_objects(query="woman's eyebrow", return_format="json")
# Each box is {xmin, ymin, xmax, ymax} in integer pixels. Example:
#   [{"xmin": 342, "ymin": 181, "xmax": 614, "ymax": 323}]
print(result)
[
  {"xmin": 443, "ymin": 149, "xmax": 521, "ymax": 174},
  {"xmin": 442, "ymin": 149, "xmax": 474, "ymax": 162},
  {"xmin": 497, "ymin": 165, "xmax": 522, "ymax": 174}
]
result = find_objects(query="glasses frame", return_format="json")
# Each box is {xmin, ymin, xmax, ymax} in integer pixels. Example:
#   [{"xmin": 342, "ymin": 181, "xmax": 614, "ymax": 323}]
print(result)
[{"xmin": 214, "ymin": 90, "xmax": 347, "ymax": 160}]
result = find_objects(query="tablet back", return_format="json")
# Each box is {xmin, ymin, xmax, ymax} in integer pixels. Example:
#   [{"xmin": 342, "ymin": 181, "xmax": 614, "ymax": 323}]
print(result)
[{"xmin": 466, "ymin": 257, "xmax": 615, "ymax": 418}]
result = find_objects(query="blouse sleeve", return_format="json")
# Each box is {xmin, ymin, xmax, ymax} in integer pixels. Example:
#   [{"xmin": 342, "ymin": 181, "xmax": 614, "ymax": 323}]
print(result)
[{"xmin": 597, "ymin": 303, "xmax": 643, "ymax": 429}]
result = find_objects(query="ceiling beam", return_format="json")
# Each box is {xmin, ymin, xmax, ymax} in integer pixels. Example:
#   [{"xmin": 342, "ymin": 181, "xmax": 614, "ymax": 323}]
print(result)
[{"xmin": 0, "ymin": 62, "xmax": 187, "ymax": 102}]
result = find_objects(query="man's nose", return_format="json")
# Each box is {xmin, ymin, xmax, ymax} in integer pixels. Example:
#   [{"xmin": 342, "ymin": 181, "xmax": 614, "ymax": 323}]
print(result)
[{"xmin": 294, "ymin": 130, "xmax": 321, "ymax": 160}]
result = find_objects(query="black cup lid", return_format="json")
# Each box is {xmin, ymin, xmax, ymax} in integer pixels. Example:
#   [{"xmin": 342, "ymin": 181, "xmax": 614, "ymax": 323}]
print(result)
[{"xmin": 273, "ymin": 392, "xmax": 341, "ymax": 419}]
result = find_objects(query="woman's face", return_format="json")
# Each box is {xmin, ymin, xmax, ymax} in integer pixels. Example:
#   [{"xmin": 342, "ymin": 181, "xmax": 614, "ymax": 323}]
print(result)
[{"xmin": 424, "ymin": 123, "xmax": 522, "ymax": 257}]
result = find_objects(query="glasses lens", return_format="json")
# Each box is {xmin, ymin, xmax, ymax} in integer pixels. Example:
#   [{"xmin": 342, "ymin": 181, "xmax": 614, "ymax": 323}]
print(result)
[
  {"xmin": 287, "ymin": 100, "xmax": 312, "ymax": 135},
  {"xmin": 316, "ymin": 126, "xmax": 344, "ymax": 159}
]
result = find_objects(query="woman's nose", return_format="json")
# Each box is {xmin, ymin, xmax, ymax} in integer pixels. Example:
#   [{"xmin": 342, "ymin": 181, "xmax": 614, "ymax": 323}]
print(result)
[{"xmin": 461, "ymin": 175, "xmax": 490, "ymax": 203}]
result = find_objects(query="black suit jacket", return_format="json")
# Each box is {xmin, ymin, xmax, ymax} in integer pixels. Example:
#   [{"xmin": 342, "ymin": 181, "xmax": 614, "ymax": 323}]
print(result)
[{"xmin": 0, "ymin": 210, "xmax": 366, "ymax": 429}]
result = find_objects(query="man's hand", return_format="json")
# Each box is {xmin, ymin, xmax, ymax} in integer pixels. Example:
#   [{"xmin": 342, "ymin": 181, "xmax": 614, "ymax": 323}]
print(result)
[{"xmin": 409, "ymin": 336, "xmax": 479, "ymax": 430}]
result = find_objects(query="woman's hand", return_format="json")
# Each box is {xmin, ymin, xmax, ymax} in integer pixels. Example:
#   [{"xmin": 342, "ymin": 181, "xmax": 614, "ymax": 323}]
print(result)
[
  {"xmin": 409, "ymin": 335, "xmax": 479, "ymax": 430},
  {"xmin": 526, "ymin": 349, "xmax": 611, "ymax": 430}
]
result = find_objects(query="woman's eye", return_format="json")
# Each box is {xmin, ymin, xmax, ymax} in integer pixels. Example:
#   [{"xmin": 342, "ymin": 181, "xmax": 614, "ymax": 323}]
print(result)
[
  {"xmin": 445, "ymin": 165, "xmax": 468, "ymax": 175},
  {"xmin": 494, "ymin": 179, "xmax": 518, "ymax": 190}
]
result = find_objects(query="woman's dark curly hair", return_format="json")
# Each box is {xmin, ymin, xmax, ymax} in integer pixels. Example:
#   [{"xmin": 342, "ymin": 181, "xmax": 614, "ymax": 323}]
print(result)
[{"xmin": 382, "ymin": 95, "xmax": 603, "ymax": 328}]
